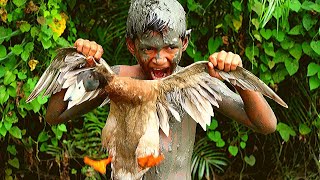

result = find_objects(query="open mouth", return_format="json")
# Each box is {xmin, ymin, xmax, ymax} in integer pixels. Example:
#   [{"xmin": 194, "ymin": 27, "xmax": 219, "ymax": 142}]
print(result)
[{"xmin": 151, "ymin": 67, "xmax": 170, "ymax": 80}]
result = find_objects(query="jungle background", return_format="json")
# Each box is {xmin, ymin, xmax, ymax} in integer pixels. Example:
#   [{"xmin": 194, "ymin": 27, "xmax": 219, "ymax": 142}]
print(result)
[{"xmin": 0, "ymin": 0, "xmax": 319, "ymax": 179}]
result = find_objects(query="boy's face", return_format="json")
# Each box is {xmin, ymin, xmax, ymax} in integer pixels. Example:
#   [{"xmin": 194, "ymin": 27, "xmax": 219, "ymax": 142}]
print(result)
[{"xmin": 127, "ymin": 30, "xmax": 188, "ymax": 80}]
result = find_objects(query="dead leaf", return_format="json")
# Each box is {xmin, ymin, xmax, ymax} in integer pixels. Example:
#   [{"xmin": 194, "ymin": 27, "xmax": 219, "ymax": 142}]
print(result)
[{"xmin": 28, "ymin": 59, "xmax": 39, "ymax": 71}]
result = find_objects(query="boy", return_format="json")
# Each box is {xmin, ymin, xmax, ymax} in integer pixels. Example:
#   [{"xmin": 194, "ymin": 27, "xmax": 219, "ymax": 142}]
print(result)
[{"xmin": 47, "ymin": 0, "xmax": 277, "ymax": 179}]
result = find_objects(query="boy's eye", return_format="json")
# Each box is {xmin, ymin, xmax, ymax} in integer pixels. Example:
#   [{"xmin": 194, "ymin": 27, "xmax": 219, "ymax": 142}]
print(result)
[
  {"xmin": 168, "ymin": 46, "xmax": 177, "ymax": 50},
  {"xmin": 142, "ymin": 47, "xmax": 153, "ymax": 52}
]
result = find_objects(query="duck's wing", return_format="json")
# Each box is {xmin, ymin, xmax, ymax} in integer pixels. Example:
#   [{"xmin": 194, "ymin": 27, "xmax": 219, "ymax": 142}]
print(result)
[
  {"xmin": 157, "ymin": 61, "xmax": 287, "ymax": 136},
  {"xmin": 26, "ymin": 47, "xmax": 110, "ymax": 109}
]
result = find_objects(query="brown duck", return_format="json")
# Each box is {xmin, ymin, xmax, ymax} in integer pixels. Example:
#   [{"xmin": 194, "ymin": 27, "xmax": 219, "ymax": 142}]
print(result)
[{"xmin": 27, "ymin": 47, "xmax": 287, "ymax": 179}]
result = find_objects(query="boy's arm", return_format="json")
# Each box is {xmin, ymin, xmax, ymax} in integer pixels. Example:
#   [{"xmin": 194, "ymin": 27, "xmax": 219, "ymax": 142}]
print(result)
[{"xmin": 207, "ymin": 51, "xmax": 277, "ymax": 134}]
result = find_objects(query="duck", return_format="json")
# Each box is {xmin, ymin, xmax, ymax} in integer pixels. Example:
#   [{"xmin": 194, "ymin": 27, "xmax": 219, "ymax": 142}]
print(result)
[{"xmin": 27, "ymin": 47, "xmax": 287, "ymax": 179}]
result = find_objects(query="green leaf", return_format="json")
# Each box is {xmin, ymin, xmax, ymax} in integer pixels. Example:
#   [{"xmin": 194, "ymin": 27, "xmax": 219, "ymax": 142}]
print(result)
[
  {"xmin": 241, "ymin": 134, "xmax": 248, "ymax": 141},
  {"xmin": 40, "ymin": 142, "xmax": 48, "ymax": 152},
  {"xmin": 290, "ymin": 0, "xmax": 301, "ymax": 12},
  {"xmin": 7, "ymin": 145, "xmax": 17, "ymax": 155},
  {"xmin": 280, "ymin": 38, "xmax": 294, "ymax": 50},
  {"xmin": 0, "ymin": 125, "xmax": 7, "ymax": 137},
  {"xmin": 272, "ymin": 30, "xmax": 285, "ymax": 42},
  {"xmin": 58, "ymin": 124, "xmax": 67, "ymax": 132},
  {"xmin": 289, "ymin": 44, "xmax": 302, "ymax": 60},
  {"xmin": 207, "ymin": 119, "xmax": 218, "ymax": 130},
  {"xmin": 285, "ymin": 58, "xmax": 299, "ymax": 76},
  {"xmin": 263, "ymin": 42, "xmax": 275, "ymax": 57},
  {"xmin": 288, "ymin": 25, "xmax": 303, "ymax": 35},
  {"xmin": 207, "ymin": 131, "xmax": 221, "ymax": 142},
  {"xmin": 9, "ymin": 126, "xmax": 22, "ymax": 139},
  {"xmin": 309, "ymin": 76, "xmax": 320, "ymax": 90},
  {"xmin": 276, "ymin": 122, "xmax": 296, "ymax": 142},
  {"xmin": 8, "ymin": 157, "xmax": 19, "ymax": 169},
  {"xmin": 13, "ymin": 0, "xmax": 26, "ymax": 7},
  {"xmin": 302, "ymin": 42, "xmax": 313, "ymax": 56},
  {"xmin": 251, "ymin": 1, "xmax": 263, "ymax": 16},
  {"xmin": 30, "ymin": 27, "xmax": 39, "ymax": 38},
  {"xmin": 208, "ymin": 37, "xmax": 222, "ymax": 54},
  {"xmin": 273, "ymin": 50, "xmax": 289, "ymax": 63},
  {"xmin": 37, "ymin": 95, "xmax": 48, "ymax": 105},
  {"xmin": 41, "ymin": 39, "xmax": 52, "ymax": 49},
  {"xmin": 51, "ymin": 138, "xmax": 58, "ymax": 147},
  {"xmin": 11, "ymin": 44, "xmax": 23, "ymax": 55},
  {"xmin": 216, "ymin": 139, "xmax": 225, "ymax": 147},
  {"xmin": 240, "ymin": 142, "xmax": 246, "ymax": 149},
  {"xmin": 228, "ymin": 146, "xmax": 238, "ymax": 156},
  {"xmin": 24, "ymin": 42, "xmax": 34, "ymax": 53},
  {"xmin": 5, "ymin": 168, "xmax": 12, "ymax": 176},
  {"xmin": 260, "ymin": 29, "xmax": 272, "ymax": 40},
  {"xmin": 244, "ymin": 155, "xmax": 256, "ymax": 166},
  {"xmin": 251, "ymin": 18, "xmax": 260, "ymax": 30},
  {"xmin": 0, "ymin": 45, "xmax": 7, "ymax": 58},
  {"xmin": 310, "ymin": 41, "xmax": 320, "ymax": 55},
  {"xmin": 37, "ymin": 131, "xmax": 49, "ymax": 142},
  {"xmin": 0, "ymin": 86, "xmax": 9, "ymax": 105},
  {"xmin": 301, "ymin": 1, "xmax": 315, "ymax": 10},
  {"xmin": 272, "ymin": 6, "xmax": 282, "ymax": 20},
  {"xmin": 253, "ymin": 30, "xmax": 262, "ymax": 42},
  {"xmin": 4, "ymin": 71, "xmax": 16, "ymax": 85},
  {"xmin": 232, "ymin": 1, "xmax": 242, "ymax": 11},
  {"xmin": 299, "ymin": 124, "xmax": 311, "ymax": 135},
  {"xmin": 20, "ymin": 22, "xmax": 31, "ymax": 32},
  {"xmin": 302, "ymin": 13, "xmax": 318, "ymax": 31},
  {"xmin": 245, "ymin": 46, "xmax": 259, "ymax": 62},
  {"xmin": 307, "ymin": 63, "xmax": 320, "ymax": 76},
  {"xmin": 21, "ymin": 51, "xmax": 30, "ymax": 61}
]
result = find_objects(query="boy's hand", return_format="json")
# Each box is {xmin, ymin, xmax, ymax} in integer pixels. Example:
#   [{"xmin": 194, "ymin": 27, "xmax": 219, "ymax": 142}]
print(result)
[
  {"xmin": 74, "ymin": 38, "xmax": 104, "ymax": 66},
  {"xmin": 207, "ymin": 50, "xmax": 242, "ymax": 79}
]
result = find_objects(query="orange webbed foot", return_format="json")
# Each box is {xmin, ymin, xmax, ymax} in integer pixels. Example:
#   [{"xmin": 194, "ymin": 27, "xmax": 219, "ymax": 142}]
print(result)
[
  {"xmin": 84, "ymin": 156, "xmax": 112, "ymax": 174},
  {"xmin": 138, "ymin": 154, "xmax": 164, "ymax": 169}
]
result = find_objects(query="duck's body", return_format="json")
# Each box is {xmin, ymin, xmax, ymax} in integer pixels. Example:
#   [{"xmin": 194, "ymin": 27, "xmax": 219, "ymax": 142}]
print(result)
[
  {"xmin": 27, "ymin": 48, "xmax": 287, "ymax": 179},
  {"xmin": 103, "ymin": 77, "xmax": 161, "ymax": 179}
]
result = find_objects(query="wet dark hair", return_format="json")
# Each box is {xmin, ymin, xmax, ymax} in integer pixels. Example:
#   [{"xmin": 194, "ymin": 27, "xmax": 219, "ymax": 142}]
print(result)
[{"xmin": 126, "ymin": 0, "xmax": 187, "ymax": 40}]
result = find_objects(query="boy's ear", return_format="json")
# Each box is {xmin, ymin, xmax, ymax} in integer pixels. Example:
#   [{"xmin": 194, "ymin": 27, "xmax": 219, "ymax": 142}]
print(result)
[
  {"xmin": 126, "ymin": 38, "xmax": 135, "ymax": 55},
  {"xmin": 182, "ymin": 36, "xmax": 189, "ymax": 51}
]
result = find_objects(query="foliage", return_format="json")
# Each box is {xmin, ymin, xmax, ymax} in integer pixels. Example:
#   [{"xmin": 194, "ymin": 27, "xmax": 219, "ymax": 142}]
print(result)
[{"xmin": 0, "ymin": 0, "xmax": 319, "ymax": 179}]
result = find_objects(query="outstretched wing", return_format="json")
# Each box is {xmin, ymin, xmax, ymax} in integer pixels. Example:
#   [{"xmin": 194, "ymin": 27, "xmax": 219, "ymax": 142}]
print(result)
[
  {"xmin": 157, "ymin": 61, "xmax": 287, "ymax": 136},
  {"xmin": 26, "ymin": 47, "xmax": 109, "ymax": 109}
]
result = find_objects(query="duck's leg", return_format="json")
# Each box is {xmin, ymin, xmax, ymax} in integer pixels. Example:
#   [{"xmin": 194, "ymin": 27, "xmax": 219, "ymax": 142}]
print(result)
[
  {"xmin": 84, "ymin": 156, "xmax": 112, "ymax": 174},
  {"xmin": 138, "ymin": 154, "xmax": 164, "ymax": 168}
]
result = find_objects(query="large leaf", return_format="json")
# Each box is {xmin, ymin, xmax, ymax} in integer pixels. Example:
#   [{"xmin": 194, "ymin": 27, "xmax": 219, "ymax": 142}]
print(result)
[{"xmin": 310, "ymin": 41, "xmax": 320, "ymax": 55}]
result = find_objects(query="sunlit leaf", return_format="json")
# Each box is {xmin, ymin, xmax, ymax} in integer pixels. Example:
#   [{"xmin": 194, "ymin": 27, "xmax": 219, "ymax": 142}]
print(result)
[
  {"xmin": 309, "ymin": 76, "xmax": 320, "ymax": 90},
  {"xmin": 260, "ymin": 28, "xmax": 272, "ymax": 40},
  {"xmin": 276, "ymin": 122, "xmax": 296, "ymax": 142},
  {"xmin": 9, "ymin": 126, "xmax": 22, "ymax": 139},
  {"xmin": 307, "ymin": 63, "xmax": 320, "ymax": 76},
  {"xmin": 310, "ymin": 41, "xmax": 320, "ymax": 55},
  {"xmin": 290, "ymin": 0, "xmax": 301, "ymax": 12},
  {"xmin": 228, "ymin": 146, "xmax": 238, "ymax": 156}
]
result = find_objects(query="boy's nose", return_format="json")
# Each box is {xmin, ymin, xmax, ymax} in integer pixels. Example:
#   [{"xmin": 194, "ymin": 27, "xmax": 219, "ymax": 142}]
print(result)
[{"xmin": 153, "ymin": 52, "xmax": 167, "ymax": 65}]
